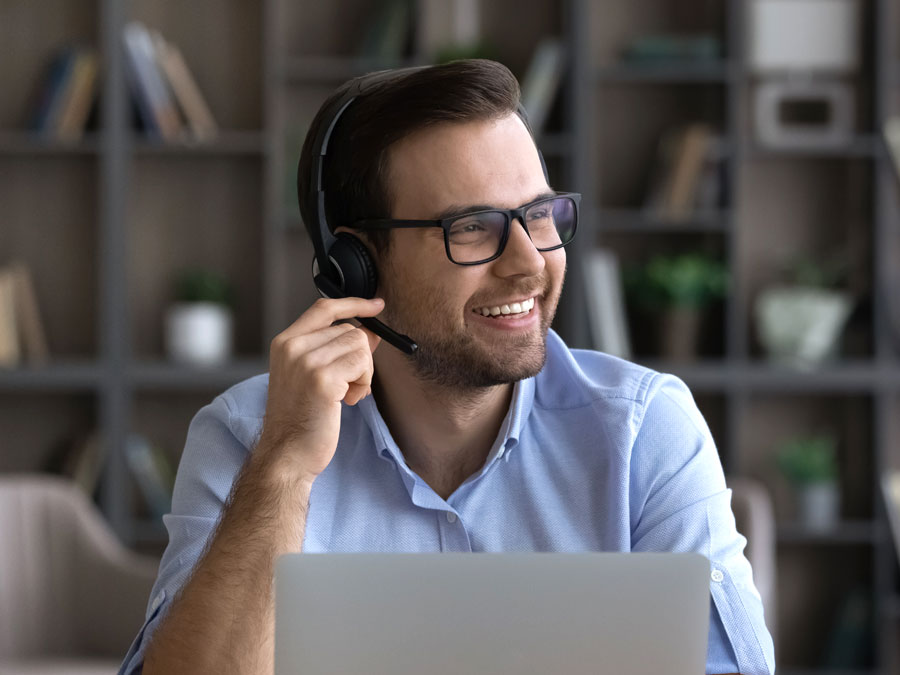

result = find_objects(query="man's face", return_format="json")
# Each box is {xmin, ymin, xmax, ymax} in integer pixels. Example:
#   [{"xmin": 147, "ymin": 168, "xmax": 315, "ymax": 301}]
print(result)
[{"xmin": 373, "ymin": 113, "xmax": 567, "ymax": 390}]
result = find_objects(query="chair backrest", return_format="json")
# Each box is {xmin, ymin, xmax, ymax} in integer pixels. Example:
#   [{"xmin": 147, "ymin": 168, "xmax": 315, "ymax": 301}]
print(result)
[
  {"xmin": 0, "ymin": 474, "xmax": 157, "ymax": 659},
  {"xmin": 727, "ymin": 476, "xmax": 777, "ymax": 641}
]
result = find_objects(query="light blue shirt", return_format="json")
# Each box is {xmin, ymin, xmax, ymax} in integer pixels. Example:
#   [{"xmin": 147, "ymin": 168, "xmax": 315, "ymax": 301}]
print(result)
[{"xmin": 119, "ymin": 329, "xmax": 775, "ymax": 674}]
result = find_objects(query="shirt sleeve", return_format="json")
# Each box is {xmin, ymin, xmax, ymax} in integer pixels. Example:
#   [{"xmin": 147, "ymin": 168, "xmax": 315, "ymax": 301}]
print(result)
[
  {"xmin": 629, "ymin": 374, "xmax": 776, "ymax": 675},
  {"xmin": 118, "ymin": 393, "xmax": 252, "ymax": 675}
]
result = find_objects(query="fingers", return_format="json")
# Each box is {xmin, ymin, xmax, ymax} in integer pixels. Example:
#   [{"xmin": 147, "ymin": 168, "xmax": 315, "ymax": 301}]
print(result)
[
  {"xmin": 281, "ymin": 297, "xmax": 385, "ymax": 341},
  {"xmin": 280, "ymin": 321, "xmax": 357, "ymax": 355},
  {"xmin": 301, "ymin": 329, "xmax": 376, "ymax": 402}
]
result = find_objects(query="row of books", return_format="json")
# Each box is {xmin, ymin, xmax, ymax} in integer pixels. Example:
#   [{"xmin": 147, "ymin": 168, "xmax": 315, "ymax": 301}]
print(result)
[
  {"xmin": 27, "ymin": 23, "xmax": 218, "ymax": 144},
  {"xmin": 29, "ymin": 47, "xmax": 99, "ymax": 141},
  {"xmin": 46, "ymin": 430, "xmax": 175, "ymax": 520},
  {"xmin": 0, "ymin": 262, "xmax": 49, "ymax": 368},
  {"xmin": 123, "ymin": 21, "xmax": 218, "ymax": 142},
  {"xmin": 643, "ymin": 123, "xmax": 728, "ymax": 220}
]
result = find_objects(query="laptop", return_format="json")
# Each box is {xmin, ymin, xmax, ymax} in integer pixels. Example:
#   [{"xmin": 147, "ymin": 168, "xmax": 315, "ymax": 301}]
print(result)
[{"xmin": 275, "ymin": 552, "xmax": 710, "ymax": 674}]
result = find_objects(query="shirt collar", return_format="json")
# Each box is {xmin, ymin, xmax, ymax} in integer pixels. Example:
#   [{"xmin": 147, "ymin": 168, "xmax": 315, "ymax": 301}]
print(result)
[{"xmin": 355, "ymin": 374, "xmax": 536, "ymax": 465}]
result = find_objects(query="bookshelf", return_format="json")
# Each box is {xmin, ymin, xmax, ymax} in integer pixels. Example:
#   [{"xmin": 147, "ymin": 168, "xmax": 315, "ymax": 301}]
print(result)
[{"xmin": 1, "ymin": 0, "xmax": 899, "ymax": 671}]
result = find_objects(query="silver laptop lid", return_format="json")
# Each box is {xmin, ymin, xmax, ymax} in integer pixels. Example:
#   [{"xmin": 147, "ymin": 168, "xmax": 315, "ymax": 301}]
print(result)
[{"xmin": 275, "ymin": 552, "xmax": 710, "ymax": 675}]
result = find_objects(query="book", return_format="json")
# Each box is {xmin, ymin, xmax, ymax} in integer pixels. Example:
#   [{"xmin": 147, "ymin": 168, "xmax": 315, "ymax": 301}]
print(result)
[
  {"xmin": 123, "ymin": 21, "xmax": 183, "ymax": 141},
  {"xmin": 55, "ymin": 49, "xmax": 99, "ymax": 142},
  {"xmin": 644, "ymin": 123, "xmax": 713, "ymax": 220},
  {"xmin": 694, "ymin": 133, "xmax": 728, "ymax": 211},
  {"xmin": 583, "ymin": 249, "xmax": 632, "ymax": 359},
  {"xmin": 520, "ymin": 38, "xmax": 566, "ymax": 135},
  {"xmin": 885, "ymin": 116, "xmax": 900, "ymax": 187},
  {"xmin": 884, "ymin": 471, "xmax": 900, "ymax": 566},
  {"xmin": 29, "ymin": 49, "xmax": 78, "ymax": 134},
  {"xmin": 125, "ymin": 433, "xmax": 175, "ymax": 520},
  {"xmin": 44, "ymin": 430, "xmax": 105, "ymax": 498},
  {"xmin": 0, "ymin": 267, "xmax": 20, "ymax": 368},
  {"xmin": 8, "ymin": 261, "xmax": 49, "ymax": 365},
  {"xmin": 662, "ymin": 123, "xmax": 711, "ymax": 218},
  {"xmin": 151, "ymin": 33, "xmax": 218, "ymax": 142}
]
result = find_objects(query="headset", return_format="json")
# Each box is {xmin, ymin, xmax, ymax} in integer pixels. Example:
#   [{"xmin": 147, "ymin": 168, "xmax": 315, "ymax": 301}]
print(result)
[{"xmin": 299, "ymin": 65, "xmax": 549, "ymax": 355}]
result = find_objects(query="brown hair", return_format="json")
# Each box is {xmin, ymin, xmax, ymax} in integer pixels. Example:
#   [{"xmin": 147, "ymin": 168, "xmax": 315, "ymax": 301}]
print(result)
[{"xmin": 297, "ymin": 59, "xmax": 524, "ymax": 259}]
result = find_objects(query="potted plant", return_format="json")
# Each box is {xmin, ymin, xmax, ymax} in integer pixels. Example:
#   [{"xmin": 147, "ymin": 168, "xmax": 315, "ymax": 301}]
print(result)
[
  {"xmin": 776, "ymin": 433, "xmax": 841, "ymax": 531},
  {"xmin": 624, "ymin": 253, "xmax": 728, "ymax": 360},
  {"xmin": 164, "ymin": 268, "xmax": 236, "ymax": 366},
  {"xmin": 755, "ymin": 255, "xmax": 854, "ymax": 369}
]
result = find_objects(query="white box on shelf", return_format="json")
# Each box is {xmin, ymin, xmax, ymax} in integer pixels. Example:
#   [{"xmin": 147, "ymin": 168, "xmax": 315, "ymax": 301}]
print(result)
[{"xmin": 748, "ymin": 0, "xmax": 860, "ymax": 74}]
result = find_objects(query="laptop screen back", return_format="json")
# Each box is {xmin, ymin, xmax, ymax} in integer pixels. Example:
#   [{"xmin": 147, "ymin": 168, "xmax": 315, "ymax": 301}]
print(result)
[{"xmin": 275, "ymin": 552, "xmax": 710, "ymax": 675}]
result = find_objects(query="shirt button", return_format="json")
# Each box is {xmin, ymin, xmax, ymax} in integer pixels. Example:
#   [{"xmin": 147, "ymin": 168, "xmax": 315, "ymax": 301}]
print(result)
[
  {"xmin": 446, "ymin": 512, "xmax": 457, "ymax": 523},
  {"xmin": 711, "ymin": 569, "xmax": 724, "ymax": 583}
]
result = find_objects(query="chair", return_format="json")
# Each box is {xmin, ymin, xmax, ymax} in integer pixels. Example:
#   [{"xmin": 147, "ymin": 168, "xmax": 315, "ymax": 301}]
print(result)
[
  {"xmin": 0, "ymin": 475, "xmax": 159, "ymax": 675},
  {"xmin": 727, "ymin": 476, "xmax": 778, "ymax": 641}
]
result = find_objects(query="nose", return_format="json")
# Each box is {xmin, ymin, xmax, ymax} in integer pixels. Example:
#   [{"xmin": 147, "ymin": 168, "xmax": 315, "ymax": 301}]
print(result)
[{"xmin": 492, "ymin": 217, "xmax": 546, "ymax": 278}]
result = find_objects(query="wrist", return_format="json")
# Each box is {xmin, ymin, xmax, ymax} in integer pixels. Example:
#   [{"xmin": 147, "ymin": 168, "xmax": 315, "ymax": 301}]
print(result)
[{"xmin": 249, "ymin": 435, "xmax": 318, "ymax": 493}]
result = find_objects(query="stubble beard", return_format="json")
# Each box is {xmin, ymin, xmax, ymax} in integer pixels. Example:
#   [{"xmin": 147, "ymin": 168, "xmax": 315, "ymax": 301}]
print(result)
[{"xmin": 377, "ymin": 269, "xmax": 561, "ymax": 391}]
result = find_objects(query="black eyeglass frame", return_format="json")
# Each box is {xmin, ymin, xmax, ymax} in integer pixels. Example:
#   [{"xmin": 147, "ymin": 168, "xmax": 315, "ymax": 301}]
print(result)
[{"xmin": 350, "ymin": 192, "xmax": 581, "ymax": 265}]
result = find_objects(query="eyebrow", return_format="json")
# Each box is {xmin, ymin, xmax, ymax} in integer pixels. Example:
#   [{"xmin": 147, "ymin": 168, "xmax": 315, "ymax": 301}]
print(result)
[{"xmin": 431, "ymin": 190, "xmax": 558, "ymax": 220}]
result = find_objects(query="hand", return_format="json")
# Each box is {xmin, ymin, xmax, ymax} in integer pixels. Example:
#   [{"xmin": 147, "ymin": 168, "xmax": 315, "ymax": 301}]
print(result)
[{"xmin": 257, "ymin": 296, "xmax": 384, "ymax": 484}]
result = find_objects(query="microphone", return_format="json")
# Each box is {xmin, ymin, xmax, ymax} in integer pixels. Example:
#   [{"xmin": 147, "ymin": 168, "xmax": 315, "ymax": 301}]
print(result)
[{"xmin": 313, "ymin": 273, "xmax": 418, "ymax": 355}]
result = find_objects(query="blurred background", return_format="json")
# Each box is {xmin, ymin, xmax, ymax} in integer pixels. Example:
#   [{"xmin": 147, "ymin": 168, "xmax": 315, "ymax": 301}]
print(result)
[{"xmin": 1, "ymin": 0, "xmax": 900, "ymax": 672}]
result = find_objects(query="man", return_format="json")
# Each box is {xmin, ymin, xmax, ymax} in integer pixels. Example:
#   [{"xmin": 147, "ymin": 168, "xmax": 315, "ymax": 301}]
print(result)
[{"xmin": 120, "ymin": 60, "xmax": 774, "ymax": 674}]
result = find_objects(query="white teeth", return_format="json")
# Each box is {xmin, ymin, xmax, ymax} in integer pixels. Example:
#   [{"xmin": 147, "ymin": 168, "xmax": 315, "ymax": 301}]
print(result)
[{"xmin": 474, "ymin": 297, "xmax": 535, "ymax": 317}]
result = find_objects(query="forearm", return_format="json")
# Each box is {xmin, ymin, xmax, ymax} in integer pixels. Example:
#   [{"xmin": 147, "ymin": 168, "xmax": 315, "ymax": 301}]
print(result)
[{"xmin": 144, "ymin": 441, "xmax": 312, "ymax": 675}]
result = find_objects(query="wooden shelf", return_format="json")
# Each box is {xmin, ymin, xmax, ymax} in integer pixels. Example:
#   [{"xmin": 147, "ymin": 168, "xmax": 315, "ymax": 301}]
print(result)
[
  {"xmin": 0, "ymin": 360, "xmax": 104, "ymax": 392},
  {"xmin": 595, "ymin": 207, "xmax": 731, "ymax": 233},
  {"xmin": 0, "ymin": 131, "xmax": 102, "ymax": 156},
  {"xmin": 777, "ymin": 521, "xmax": 884, "ymax": 545},
  {"xmin": 635, "ymin": 360, "xmax": 899, "ymax": 393},
  {"xmin": 129, "ymin": 359, "xmax": 268, "ymax": 390},
  {"xmin": 596, "ymin": 61, "xmax": 735, "ymax": 84},
  {"xmin": 283, "ymin": 55, "xmax": 420, "ymax": 83},
  {"xmin": 746, "ymin": 136, "xmax": 884, "ymax": 160},
  {"xmin": 132, "ymin": 131, "xmax": 266, "ymax": 157}
]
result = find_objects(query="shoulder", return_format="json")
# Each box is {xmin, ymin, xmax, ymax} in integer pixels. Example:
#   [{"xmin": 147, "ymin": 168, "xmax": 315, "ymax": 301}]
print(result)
[
  {"xmin": 216, "ymin": 371, "xmax": 270, "ymax": 420},
  {"xmin": 534, "ymin": 330, "xmax": 661, "ymax": 410},
  {"xmin": 534, "ymin": 331, "xmax": 702, "ymax": 435}
]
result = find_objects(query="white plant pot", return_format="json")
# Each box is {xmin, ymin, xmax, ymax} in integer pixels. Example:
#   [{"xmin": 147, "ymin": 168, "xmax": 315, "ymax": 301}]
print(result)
[
  {"xmin": 165, "ymin": 302, "xmax": 233, "ymax": 366},
  {"xmin": 798, "ymin": 482, "xmax": 841, "ymax": 532},
  {"xmin": 755, "ymin": 286, "xmax": 853, "ymax": 368}
]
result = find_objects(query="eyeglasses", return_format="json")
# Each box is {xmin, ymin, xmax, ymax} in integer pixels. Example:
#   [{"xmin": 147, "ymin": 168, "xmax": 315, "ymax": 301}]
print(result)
[{"xmin": 351, "ymin": 192, "xmax": 580, "ymax": 265}]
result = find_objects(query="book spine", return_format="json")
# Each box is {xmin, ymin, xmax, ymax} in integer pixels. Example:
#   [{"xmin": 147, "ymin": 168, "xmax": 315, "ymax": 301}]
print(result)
[
  {"xmin": 124, "ymin": 22, "xmax": 183, "ymax": 141},
  {"xmin": 125, "ymin": 434, "xmax": 173, "ymax": 519},
  {"xmin": 10, "ymin": 261, "xmax": 49, "ymax": 365},
  {"xmin": 154, "ymin": 36, "xmax": 218, "ymax": 141},
  {"xmin": 34, "ymin": 50, "xmax": 78, "ymax": 136},
  {"xmin": 0, "ymin": 267, "xmax": 21, "ymax": 367},
  {"xmin": 56, "ymin": 50, "xmax": 99, "ymax": 142}
]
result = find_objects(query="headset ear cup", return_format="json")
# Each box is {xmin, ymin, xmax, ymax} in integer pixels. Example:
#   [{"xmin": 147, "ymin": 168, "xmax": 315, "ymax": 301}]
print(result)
[{"xmin": 329, "ymin": 232, "xmax": 378, "ymax": 299}]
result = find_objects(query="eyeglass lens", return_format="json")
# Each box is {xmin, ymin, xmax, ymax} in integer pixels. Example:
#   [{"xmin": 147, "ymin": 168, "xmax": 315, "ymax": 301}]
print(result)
[{"xmin": 446, "ymin": 196, "xmax": 577, "ymax": 264}]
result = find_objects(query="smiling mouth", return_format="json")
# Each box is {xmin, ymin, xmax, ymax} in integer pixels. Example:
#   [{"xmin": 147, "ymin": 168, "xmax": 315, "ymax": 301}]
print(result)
[{"xmin": 471, "ymin": 297, "xmax": 536, "ymax": 319}]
